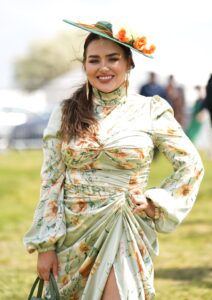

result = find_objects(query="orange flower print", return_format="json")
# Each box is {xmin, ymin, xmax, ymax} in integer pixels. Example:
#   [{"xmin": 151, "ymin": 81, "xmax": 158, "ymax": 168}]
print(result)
[
  {"xmin": 45, "ymin": 200, "xmax": 58, "ymax": 221},
  {"xmin": 195, "ymin": 169, "xmax": 203, "ymax": 180},
  {"xmin": 87, "ymin": 132, "xmax": 99, "ymax": 143},
  {"xmin": 79, "ymin": 242, "xmax": 90, "ymax": 253},
  {"xmin": 138, "ymin": 229, "xmax": 144, "ymax": 239},
  {"xmin": 61, "ymin": 274, "xmax": 69, "ymax": 287},
  {"xmin": 129, "ymin": 173, "xmax": 139, "ymax": 185},
  {"xmin": 102, "ymin": 106, "xmax": 114, "ymax": 116},
  {"xmin": 167, "ymin": 128, "xmax": 177, "ymax": 135},
  {"xmin": 72, "ymin": 199, "xmax": 88, "ymax": 213},
  {"xmin": 177, "ymin": 184, "xmax": 192, "ymax": 196},
  {"xmin": 67, "ymin": 148, "xmax": 77, "ymax": 157},
  {"xmin": 79, "ymin": 257, "xmax": 95, "ymax": 277},
  {"xmin": 134, "ymin": 149, "xmax": 144, "ymax": 159},
  {"xmin": 137, "ymin": 241, "xmax": 146, "ymax": 257},
  {"xmin": 90, "ymin": 258, "xmax": 101, "ymax": 276},
  {"xmin": 133, "ymin": 36, "xmax": 147, "ymax": 50},
  {"xmin": 69, "ymin": 293, "xmax": 80, "ymax": 300},
  {"xmin": 117, "ymin": 162, "xmax": 134, "ymax": 169},
  {"xmin": 108, "ymin": 149, "xmax": 128, "ymax": 158},
  {"xmin": 167, "ymin": 144, "xmax": 189, "ymax": 155},
  {"xmin": 135, "ymin": 251, "xmax": 144, "ymax": 273},
  {"xmin": 70, "ymin": 216, "xmax": 81, "ymax": 225},
  {"xmin": 117, "ymin": 28, "xmax": 131, "ymax": 43}
]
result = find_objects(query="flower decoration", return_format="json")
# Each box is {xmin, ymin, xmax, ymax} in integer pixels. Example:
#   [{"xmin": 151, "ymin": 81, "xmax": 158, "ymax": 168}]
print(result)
[
  {"xmin": 113, "ymin": 25, "xmax": 156, "ymax": 56},
  {"xmin": 116, "ymin": 28, "xmax": 132, "ymax": 43}
]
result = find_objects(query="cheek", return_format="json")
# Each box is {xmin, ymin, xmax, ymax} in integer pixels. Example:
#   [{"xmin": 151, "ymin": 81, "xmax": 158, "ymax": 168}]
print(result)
[
  {"xmin": 115, "ymin": 62, "xmax": 128, "ymax": 75},
  {"xmin": 84, "ymin": 64, "xmax": 96, "ymax": 78}
]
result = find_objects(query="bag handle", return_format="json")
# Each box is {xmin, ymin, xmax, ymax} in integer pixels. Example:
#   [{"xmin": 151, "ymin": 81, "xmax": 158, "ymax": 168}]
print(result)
[
  {"xmin": 49, "ymin": 273, "xmax": 60, "ymax": 299},
  {"xmin": 28, "ymin": 273, "xmax": 60, "ymax": 300}
]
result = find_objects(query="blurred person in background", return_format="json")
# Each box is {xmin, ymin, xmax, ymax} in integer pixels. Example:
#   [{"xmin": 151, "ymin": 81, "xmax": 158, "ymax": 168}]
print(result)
[
  {"xmin": 193, "ymin": 74, "xmax": 212, "ymax": 159},
  {"xmin": 203, "ymin": 73, "xmax": 212, "ymax": 125},
  {"xmin": 139, "ymin": 71, "xmax": 167, "ymax": 99},
  {"xmin": 24, "ymin": 20, "xmax": 204, "ymax": 300},
  {"xmin": 186, "ymin": 85, "xmax": 205, "ymax": 142},
  {"xmin": 165, "ymin": 75, "xmax": 186, "ymax": 129}
]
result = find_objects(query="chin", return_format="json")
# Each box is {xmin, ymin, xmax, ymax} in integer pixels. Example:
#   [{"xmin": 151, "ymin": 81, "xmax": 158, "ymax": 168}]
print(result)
[{"xmin": 97, "ymin": 85, "xmax": 118, "ymax": 93}]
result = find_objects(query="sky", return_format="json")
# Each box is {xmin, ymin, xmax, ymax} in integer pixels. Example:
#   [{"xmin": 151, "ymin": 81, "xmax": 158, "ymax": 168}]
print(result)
[{"xmin": 0, "ymin": 0, "xmax": 212, "ymax": 94}]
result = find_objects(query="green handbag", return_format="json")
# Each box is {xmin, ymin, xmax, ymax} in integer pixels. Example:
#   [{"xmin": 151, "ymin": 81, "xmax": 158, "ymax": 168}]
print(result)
[{"xmin": 28, "ymin": 273, "xmax": 60, "ymax": 300}]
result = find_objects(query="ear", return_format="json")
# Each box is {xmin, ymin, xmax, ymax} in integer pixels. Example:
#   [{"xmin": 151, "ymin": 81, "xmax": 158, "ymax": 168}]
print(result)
[{"xmin": 127, "ymin": 57, "xmax": 133, "ymax": 71}]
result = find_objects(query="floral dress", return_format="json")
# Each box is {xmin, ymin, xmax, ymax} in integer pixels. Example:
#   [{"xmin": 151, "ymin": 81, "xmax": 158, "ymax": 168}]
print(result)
[{"xmin": 24, "ymin": 85, "xmax": 204, "ymax": 300}]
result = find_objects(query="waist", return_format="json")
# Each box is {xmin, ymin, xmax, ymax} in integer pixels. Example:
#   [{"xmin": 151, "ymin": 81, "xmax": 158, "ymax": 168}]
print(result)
[{"xmin": 65, "ymin": 168, "xmax": 147, "ymax": 190}]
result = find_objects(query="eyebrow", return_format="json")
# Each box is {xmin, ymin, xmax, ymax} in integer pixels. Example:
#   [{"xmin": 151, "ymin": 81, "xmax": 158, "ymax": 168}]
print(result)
[{"xmin": 88, "ymin": 53, "xmax": 121, "ymax": 58}]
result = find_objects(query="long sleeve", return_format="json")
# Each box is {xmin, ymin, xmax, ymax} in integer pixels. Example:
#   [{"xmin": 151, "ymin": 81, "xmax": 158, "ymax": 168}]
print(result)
[
  {"xmin": 24, "ymin": 104, "xmax": 66, "ymax": 253},
  {"xmin": 145, "ymin": 95, "xmax": 204, "ymax": 233}
]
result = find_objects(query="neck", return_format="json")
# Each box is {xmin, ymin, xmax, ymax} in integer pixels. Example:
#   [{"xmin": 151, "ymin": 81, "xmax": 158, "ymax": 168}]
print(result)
[{"xmin": 92, "ymin": 82, "xmax": 127, "ymax": 105}]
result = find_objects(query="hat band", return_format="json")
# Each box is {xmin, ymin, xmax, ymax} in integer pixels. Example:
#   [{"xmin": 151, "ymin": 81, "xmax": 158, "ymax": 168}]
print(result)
[{"xmin": 78, "ymin": 22, "xmax": 113, "ymax": 37}]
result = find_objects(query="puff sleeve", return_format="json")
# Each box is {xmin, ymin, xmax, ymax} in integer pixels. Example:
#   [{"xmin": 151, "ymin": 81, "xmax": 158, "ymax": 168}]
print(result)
[
  {"xmin": 24, "ymin": 104, "xmax": 66, "ymax": 253},
  {"xmin": 144, "ymin": 96, "xmax": 204, "ymax": 233}
]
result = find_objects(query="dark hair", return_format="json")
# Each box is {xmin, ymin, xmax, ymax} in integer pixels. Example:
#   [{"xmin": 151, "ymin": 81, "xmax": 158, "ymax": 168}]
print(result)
[{"xmin": 60, "ymin": 33, "xmax": 135, "ymax": 141}]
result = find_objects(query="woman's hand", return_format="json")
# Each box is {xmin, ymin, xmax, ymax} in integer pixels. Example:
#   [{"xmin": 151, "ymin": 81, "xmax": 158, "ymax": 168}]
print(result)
[
  {"xmin": 132, "ymin": 192, "xmax": 156, "ymax": 218},
  {"xmin": 37, "ymin": 250, "xmax": 58, "ymax": 282}
]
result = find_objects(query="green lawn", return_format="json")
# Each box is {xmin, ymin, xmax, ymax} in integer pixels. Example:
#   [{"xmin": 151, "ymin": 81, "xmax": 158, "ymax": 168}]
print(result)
[{"xmin": 0, "ymin": 150, "xmax": 211, "ymax": 299}]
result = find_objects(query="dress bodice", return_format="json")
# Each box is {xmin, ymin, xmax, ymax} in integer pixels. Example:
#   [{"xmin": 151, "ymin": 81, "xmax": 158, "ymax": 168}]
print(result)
[{"xmin": 61, "ymin": 86, "xmax": 154, "ymax": 173}]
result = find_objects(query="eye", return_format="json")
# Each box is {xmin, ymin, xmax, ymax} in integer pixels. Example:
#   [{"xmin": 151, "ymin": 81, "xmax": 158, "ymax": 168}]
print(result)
[
  {"xmin": 88, "ymin": 59, "xmax": 99, "ymax": 64},
  {"xmin": 109, "ymin": 57, "xmax": 119, "ymax": 62}
]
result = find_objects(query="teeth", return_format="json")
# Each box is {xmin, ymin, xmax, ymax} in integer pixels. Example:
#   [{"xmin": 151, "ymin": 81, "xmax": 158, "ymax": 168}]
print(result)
[{"xmin": 98, "ymin": 76, "xmax": 113, "ymax": 80}]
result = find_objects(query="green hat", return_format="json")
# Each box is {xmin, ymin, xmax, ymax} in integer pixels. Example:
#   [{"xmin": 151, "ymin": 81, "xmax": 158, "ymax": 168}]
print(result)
[{"xmin": 63, "ymin": 19, "xmax": 156, "ymax": 58}]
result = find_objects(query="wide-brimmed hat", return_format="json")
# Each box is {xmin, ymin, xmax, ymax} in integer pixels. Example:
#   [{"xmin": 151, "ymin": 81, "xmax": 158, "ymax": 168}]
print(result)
[{"xmin": 63, "ymin": 19, "xmax": 156, "ymax": 58}]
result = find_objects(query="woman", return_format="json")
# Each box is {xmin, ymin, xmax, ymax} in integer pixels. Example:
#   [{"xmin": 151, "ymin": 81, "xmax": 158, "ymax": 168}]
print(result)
[{"xmin": 24, "ymin": 20, "xmax": 204, "ymax": 300}]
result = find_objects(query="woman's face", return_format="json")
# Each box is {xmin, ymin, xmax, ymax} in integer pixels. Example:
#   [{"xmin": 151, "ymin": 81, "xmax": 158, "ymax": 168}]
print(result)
[{"xmin": 84, "ymin": 38, "xmax": 131, "ymax": 93}]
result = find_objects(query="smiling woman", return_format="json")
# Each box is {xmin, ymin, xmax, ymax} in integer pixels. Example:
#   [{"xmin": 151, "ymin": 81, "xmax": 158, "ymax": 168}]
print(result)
[
  {"xmin": 84, "ymin": 38, "xmax": 132, "ymax": 93},
  {"xmin": 24, "ymin": 20, "xmax": 204, "ymax": 300}
]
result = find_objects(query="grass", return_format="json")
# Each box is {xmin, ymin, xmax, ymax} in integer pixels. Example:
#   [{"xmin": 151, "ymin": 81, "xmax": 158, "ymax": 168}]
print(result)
[{"xmin": 0, "ymin": 150, "xmax": 211, "ymax": 299}]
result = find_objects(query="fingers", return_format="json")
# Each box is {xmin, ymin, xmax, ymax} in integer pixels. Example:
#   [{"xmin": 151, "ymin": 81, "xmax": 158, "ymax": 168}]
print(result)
[
  {"xmin": 52, "ymin": 257, "xmax": 59, "ymax": 281},
  {"xmin": 130, "ymin": 189, "xmax": 156, "ymax": 218},
  {"xmin": 131, "ymin": 194, "xmax": 148, "ymax": 213},
  {"xmin": 37, "ymin": 251, "xmax": 58, "ymax": 282}
]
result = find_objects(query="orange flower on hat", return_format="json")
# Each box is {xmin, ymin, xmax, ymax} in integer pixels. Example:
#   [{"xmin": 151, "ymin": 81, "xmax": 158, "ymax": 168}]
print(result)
[
  {"xmin": 133, "ymin": 36, "xmax": 147, "ymax": 50},
  {"xmin": 116, "ymin": 28, "xmax": 131, "ymax": 43},
  {"xmin": 142, "ymin": 44, "xmax": 156, "ymax": 55}
]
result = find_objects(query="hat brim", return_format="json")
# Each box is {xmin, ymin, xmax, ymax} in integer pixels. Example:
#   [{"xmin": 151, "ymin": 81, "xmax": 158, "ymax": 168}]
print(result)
[{"xmin": 63, "ymin": 19, "xmax": 153, "ymax": 58}]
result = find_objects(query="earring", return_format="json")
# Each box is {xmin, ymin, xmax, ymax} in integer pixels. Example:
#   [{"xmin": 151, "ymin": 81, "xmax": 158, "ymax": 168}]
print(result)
[
  {"xmin": 86, "ymin": 80, "xmax": 90, "ymax": 101},
  {"xmin": 125, "ymin": 72, "xmax": 130, "ymax": 96}
]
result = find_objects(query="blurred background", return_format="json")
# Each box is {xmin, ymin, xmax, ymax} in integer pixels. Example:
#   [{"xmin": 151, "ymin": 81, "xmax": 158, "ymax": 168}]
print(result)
[{"xmin": 0, "ymin": 0, "xmax": 212, "ymax": 299}]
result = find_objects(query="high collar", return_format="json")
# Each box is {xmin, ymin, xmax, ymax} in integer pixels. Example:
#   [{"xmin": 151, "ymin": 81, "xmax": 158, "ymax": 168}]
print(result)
[{"xmin": 93, "ymin": 83, "xmax": 127, "ymax": 106}]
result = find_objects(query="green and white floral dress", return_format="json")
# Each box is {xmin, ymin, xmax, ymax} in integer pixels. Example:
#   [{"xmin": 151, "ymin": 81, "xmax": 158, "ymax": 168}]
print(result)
[{"xmin": 24, "ymin": 85, "xmax": 204, "ymax": 300}]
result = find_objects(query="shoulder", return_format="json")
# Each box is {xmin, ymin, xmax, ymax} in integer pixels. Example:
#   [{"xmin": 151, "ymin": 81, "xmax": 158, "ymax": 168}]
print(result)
[
  {"xmin": 127, "ymin": 90, "xmax": 152, "ymax": 107},
  {"xmin": 43, "ymin": 103, "xmax": 63, "ymax": 137},
  {"xmin": 150, "ymin": 95, "xmax": 174, "ymax": 118},
  {"xmin": 48, "ymin": 103, "xmax": 63, "ymax": 123},
  {"xmin": 127, "ymin": 93, "xmax": 174, "ymax": 121}
]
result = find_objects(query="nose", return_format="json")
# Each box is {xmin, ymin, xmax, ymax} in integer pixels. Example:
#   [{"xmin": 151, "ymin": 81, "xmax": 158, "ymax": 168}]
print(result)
[{"xmin": 99, "ymin": 61, "xmax": 110, "ymax": 72}]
